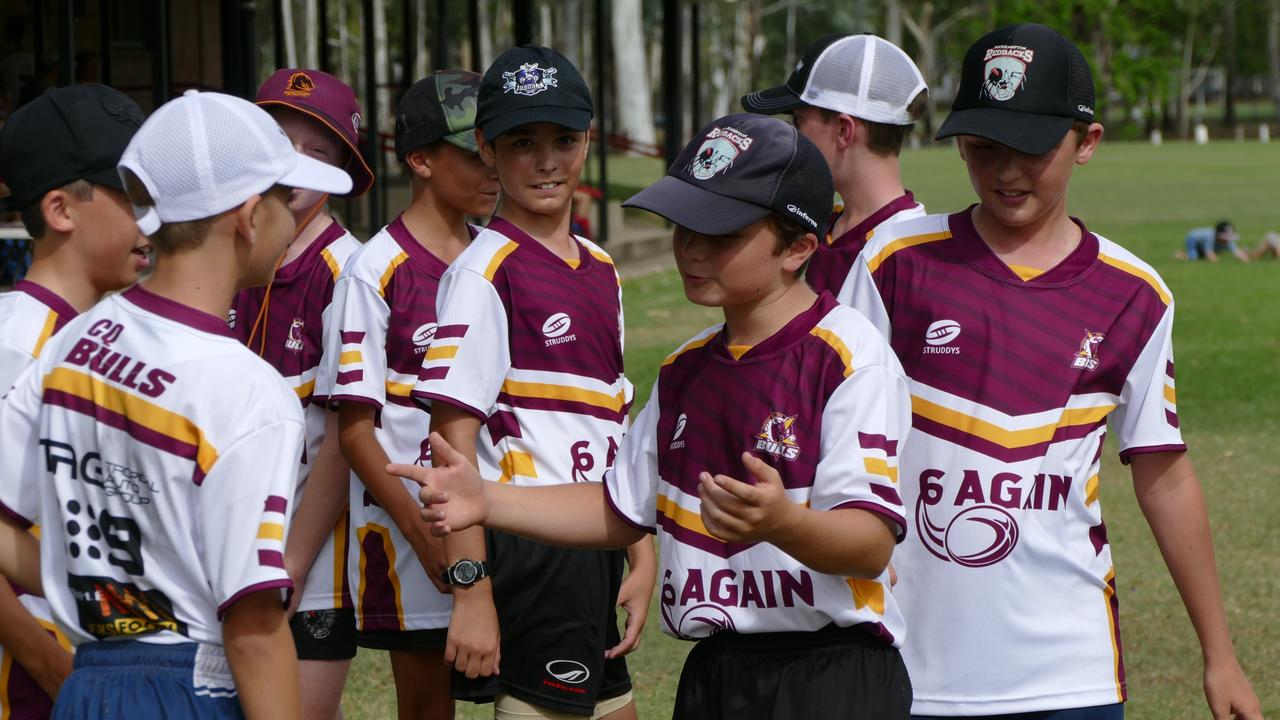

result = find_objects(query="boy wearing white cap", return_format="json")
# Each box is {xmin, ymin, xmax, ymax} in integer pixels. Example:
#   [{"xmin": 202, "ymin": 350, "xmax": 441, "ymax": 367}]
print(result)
[{"xmin": 0, "ymin": 90, "xmax": 350, "ymax": 718}]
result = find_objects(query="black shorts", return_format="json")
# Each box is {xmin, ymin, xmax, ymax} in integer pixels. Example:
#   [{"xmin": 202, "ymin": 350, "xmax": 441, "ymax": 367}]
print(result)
[
  {"xmin": 357, "ymin": 627, "xmax": 448, "ymax": 652},
  {"xmin": 289, "ymin": 608, "xmax": 358, "ymax": 661},
  {"xmin": 674, "ymin": 623, "xmax": 912, "ymax": 720},
  {"xmin": 452, "ymin": 529, "xmax": 632, "ymax": 716}
]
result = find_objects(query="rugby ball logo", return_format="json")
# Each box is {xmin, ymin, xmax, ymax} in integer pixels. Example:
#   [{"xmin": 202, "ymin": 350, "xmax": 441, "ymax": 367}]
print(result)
[
  {"xmin": 673, "ymin": 413, "xmax": 687, "ymax": 441},
  {"xmin": 542, "ymin": 312, "xmax": 572, "ymax": 339},
  {"xmin": 925, "ymin": 319, "xmax": 961, "ymax": 346},
  {"xmin": 411, "ymin": 322, "xmax": 438, "ymax": 347},
  {"xmin": 545, "ymin": 659, "xmax": 589, "ymax": 684}
]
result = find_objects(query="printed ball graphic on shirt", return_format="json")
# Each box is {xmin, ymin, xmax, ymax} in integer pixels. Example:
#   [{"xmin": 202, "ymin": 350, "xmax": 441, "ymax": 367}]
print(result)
[
  {"xmin": 542, "ymin": 312, "xmax": 572, "ymax": 339},
  {"xmin": 925, "ymin": 319, "xmax": 962, "ymax": 346}
]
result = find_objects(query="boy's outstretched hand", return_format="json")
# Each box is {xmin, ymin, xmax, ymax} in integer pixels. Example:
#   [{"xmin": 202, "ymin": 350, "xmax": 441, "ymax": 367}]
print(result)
[
  {"xmin": 387, "ymin": 432, "xmax": 490, "ymax": 536},
  {"xmin": 698, "ymin": 452, "xmax": 798, "ymax": 544}
]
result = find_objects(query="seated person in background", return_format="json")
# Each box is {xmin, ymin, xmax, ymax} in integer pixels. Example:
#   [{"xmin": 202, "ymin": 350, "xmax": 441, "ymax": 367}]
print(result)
[{"xmin": 1177, "ymin": 220, "xmax": 1249, "ymax": 262}]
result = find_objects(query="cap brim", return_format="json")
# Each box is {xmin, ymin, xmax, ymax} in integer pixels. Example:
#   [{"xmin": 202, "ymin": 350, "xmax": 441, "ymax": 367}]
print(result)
[
  {"xmin": 443, "ymin": 129, "xmax": 479, "ymax": 153},
  {"xmin": 741, "ymin": 85, "xmax": 805, "ymax": 114},
  {"xmin": 257, "ymin": 100, "xmax": 374, "ymax": 198},
  {"xmin": 84, "ymin": 164, "xmax": 128, "ymax": 193},
  {"xmin": 279, "ymin": 153, "xmax": 353, "ymax": 196},
  {"xmin": 623, "ymin": 176, "xmax": 771, "ymax": 236},
  {"xmin": 935, "ymin": 108, "xmax": 1074, "ymax": 156},
  {"xmin": 480, "ymin": 107, "xmax": 591, "ymax": 141}
]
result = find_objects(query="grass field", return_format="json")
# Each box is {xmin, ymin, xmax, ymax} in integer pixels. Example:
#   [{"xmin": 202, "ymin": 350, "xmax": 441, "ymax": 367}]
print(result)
[{"xmin": 344, "ymin": 140, "xmax": 1280, "ymax": 719}]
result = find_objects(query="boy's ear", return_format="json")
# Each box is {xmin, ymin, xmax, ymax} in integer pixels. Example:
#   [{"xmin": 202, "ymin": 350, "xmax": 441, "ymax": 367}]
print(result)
[
  {"xmin": 40, "ymin": 189, "xmax": 76, "ymax": 235},
  {"xmin": 782, "ymin": 231, "xmax": 820, "ymax": 274},
  {"xmin": 836, "ymin": 114, "xmax": 859, "ymax": 151},
  {"xmin": 234, "ymin": 193, "xmax": 263, "ymax": 245},
  {"xmin": 1074, "ymin": 122, "xmax": 1105, "ymax": 165},
  {"xmin": 405, "ymin": 148, "xmax": 433, "ymax": 180}
]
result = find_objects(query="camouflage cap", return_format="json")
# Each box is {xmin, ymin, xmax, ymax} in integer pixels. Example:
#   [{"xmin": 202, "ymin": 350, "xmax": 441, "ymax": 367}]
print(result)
[{"xmin": 395, "ymin": 70, "xmax": 482, "ymax": 160}]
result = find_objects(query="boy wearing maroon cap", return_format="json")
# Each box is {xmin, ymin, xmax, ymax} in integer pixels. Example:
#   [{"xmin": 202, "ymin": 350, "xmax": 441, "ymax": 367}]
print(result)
[{"xmin": 233, "ymin": 67, "xmax": 374, "ymax": 720}]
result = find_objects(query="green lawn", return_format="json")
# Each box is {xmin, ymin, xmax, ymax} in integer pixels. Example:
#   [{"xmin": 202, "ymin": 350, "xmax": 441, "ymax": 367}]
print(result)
[{"xmin": 344, "ymin": 140, "xmax": 1280, "ymax": 719}]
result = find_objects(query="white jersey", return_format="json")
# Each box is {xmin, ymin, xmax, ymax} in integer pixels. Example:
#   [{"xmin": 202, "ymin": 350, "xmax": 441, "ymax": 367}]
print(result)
[
  {"xmin": 0, "ymin": 286, "xmax": 302, "ymax": 647},
  {"xmin": 323, "ymin": 217, "xmax": 453, "ymax": 631},
  {"xmin": 806, "ymin": 193, "xmax": 927, "ymax": 305},
  {"xmin": 848, "ymin": 211, "xmax": 1185, "ymax": 714},
  {"xmin": 412, "ymin": 217, "xmax": 630, "ymax": 490},
  {"xmin": 0, "ymin": 282, "xmax": 77, "ymax": 714},
  {"xmin": 606, "ymin": 294, "xmax": 911, "ymax": 644}
]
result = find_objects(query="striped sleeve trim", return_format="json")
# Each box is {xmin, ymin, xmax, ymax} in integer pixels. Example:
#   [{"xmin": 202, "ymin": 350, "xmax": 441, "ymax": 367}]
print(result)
[
  {"xmin": 866, "ymin": 230, "xmax": 952, "ymax": 273},
  {"xmin": 809, "ymin": 327, "xmax": 855, "ymax": 377},
  {"xmin": 1098, "ymin": 253, "xmax": 1172, "ymax": 305},
  {"xmin": 484, "ymin": 241, "xmax": 520, "ymax": 281},
  {"xmin": 320, "ymin": 247, "xmax": 342, "ymax": 281},
  {"xmin": 378, "ymin": 252, "xmax": 410, "ymax": 297}
]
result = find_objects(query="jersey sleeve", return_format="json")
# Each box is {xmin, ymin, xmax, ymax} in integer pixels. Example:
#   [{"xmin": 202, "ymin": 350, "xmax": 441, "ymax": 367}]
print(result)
[
  {"xmin": 0, "ymin": 343, "xmax": 35, "ymax": 396},
  {"xmin": 0, "ymin": 363, "xmax": 43, "ymax": 528},
  {"xmin": 845, "ymin": 253, "xmax": 893, "ymax": 340},
  {"xmin": 412, "ymin": 268, "xmax": 510, "ymax": 419},
  {"xmin": 325, "ymin": 276, "xmax": 389, "ymax": 408},
  {"xmin": 809, "ymin": 363, "xmax": 911, "ymax": 540},
  {"xmin": 1113, "ymin": 302, "xmax": 1187, "ymax": 462},
  {"xmin": 197, "ymin": 420, "xmax": 303, "ymax": 618},
  {"xmin": 311, "ymin": 273, "xmax": 344, "ymax": 403},
  {"xmin": 603, "ymin": 380, "xmax": 661, "ymax": 533}
]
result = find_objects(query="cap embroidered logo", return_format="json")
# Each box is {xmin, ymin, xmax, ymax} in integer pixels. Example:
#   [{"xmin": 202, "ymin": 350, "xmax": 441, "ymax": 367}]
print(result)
[
  {"xmin": 503, "ymin": 63, "xmax": 559, "ymax": 96},
  {"xmin": 351, "ymin": 112, "xmax": 361, "ymax": 135},
  {"xmin": 284, "ymin": 72, "xmax": 316, "ymax": 97},
  {"xmin": 981, "ymin": 46, "xmax": 1035, "ymax": 102}
]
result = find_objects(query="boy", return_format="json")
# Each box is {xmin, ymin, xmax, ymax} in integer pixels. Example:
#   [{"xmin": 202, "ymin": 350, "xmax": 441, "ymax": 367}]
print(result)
[
  {"xmin": 0, "ymin": 84, "xmax": 148, "ymax": 718},
  {"xmin": 846, "ymin": 23, "xmax": 1263, "ymax": 720},
  {"xmin": 0, "ymin": 89, "xmax": 351, "ymax": 718},
  {"xmin": 742, "ymin": 33, "xmax": 928, "ymax": 301},
  {"xmin": 325, "ymin": 69, "xmax": 495, "ymax": 719},
  {"xmin": 403, "ymin": 113, "xmax": 914, "ymax": 719},
  {"xmin": 1177, "ymin": 220, "xmax": 1250, "ymax": 262},
  {"xmin": 233, "ymin": 68, "xmax": 374, "ymax": 720},
  {"xmin": 410, "ymin": 45, "xmax": 653, "ymax": 719}
]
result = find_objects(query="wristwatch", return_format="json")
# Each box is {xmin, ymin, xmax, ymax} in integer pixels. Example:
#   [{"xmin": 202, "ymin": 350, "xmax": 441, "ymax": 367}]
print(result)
[{"xmin": 442, "ymin": 559, "xmax": 489, "ymax": 587}]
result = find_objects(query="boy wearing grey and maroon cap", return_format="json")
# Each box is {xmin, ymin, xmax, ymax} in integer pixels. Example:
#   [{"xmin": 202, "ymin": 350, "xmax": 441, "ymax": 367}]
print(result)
[
  {"xmin": 401, "ymin": 112, "xmax": 915, "ymax": 719},
  {"xmin": 844, "ymin": 23, "xmax": 1263, "ymax": 720}
]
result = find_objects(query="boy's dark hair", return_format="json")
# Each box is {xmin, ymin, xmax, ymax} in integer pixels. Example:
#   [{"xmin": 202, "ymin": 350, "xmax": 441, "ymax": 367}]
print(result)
[
  {"xmin": 1071, "ymin": 120, "xmax": 1090, "ymax": 146},
  {"xmin": 821, "ymin": 89, "xmax": 929, "ymax": 157},
  {"xmin": 19, "ymin": 180, "xmax": 94, "ymax": 238},
  {"xmin": 1215, "ymin": 220, "xmax": 1234, "ymax": 236},
  {"xmin": 770, "ymin": 213, "xmax": 818, "ymax": 277}
]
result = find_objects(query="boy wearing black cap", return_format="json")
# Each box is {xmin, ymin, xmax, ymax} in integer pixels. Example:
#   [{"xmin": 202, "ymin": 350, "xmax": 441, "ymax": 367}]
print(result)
[
  {"xmin": 325, "ymin": 69, "xmax": 496, "ymax": 719},
  {"xmin": 0, "ymin": 84, "xmax": 147, "ymax": 718},
  {"xmin": 410, "ymin": 46, "xmax": 651, "ymax": 719},
  {"xmin": 743, "ymin": 33, "xmax": 929, "ymax": 302},
  {"xmin": 846, "ymin": 24, "xmax": 1262, "ymax": 719},
  {"xmin": 400, "ymin": 112, "xmax": 914, "ymax": 719}
]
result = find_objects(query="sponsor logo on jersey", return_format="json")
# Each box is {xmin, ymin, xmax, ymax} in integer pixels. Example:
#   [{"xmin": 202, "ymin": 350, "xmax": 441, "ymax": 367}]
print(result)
[
  {"xmin": 923, "ymin": 319, "xmax": 961, "ymax": 354},
  {"xmin": 1071, "ymin": 330, "xmax": 1104, "ymax": 370},
  {"xmin": 686, "ymin": 126, "xmax": 753, "ymax": 180},
  {"xmin": 545, "ymin": 660, "xmax": 589, "ymax": 685},
  {"xmin": 755, "ymin": 411, "xmax": 801, "ymax": 460},
  {"xmin": 669, "ymin": 413, "xmax": 688, "ymax": 450},
  {"xmin": 981, "ymin": 45, "xmax": 1033, "ymax": 102},
  {"xmin": 411, "ymin": 322, "xmax": 438, "ymax": 354},
  {"xmin": 68, "ymin": 575, "xmax": 187, "ymax": 639},
  {"xmin": 285, "ymin": 317, "xmax": 305, "ymax": 351},
  {"xmin": 284, "ymin": 71, "xmax": 316, "ymax": 97},
  {"xmin": 503, "ymin": 63, "xmax": 558, "ymax": 96},
  {"xmin": 63, "ymin": 319, "xmax": 177, "ymax": 398},
  {"xmin": 659, "ymin": 567, "xmax": 814, "ymax": 639},
  {"xmin": 226, "ymin": 308, "xmax": 237, "ymax": 329},
  {"xmin": 41, "ymin": 439, "xmax": 159, "ymax": 506},
  {"xmin": 541, "ymin": 312, "xmax": 576, "ymax": 347}
]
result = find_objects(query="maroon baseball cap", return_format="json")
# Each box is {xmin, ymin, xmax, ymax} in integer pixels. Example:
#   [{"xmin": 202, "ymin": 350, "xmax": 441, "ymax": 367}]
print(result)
[{"xmin": 256, "ymin": 68, "xmax": 374, "ymax": 197}]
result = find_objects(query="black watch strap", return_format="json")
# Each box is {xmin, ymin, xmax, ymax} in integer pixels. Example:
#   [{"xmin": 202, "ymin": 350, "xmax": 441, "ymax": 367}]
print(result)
[{"xmin": 442, "ymin": 559, "xmax": 489, "ymax": 587}]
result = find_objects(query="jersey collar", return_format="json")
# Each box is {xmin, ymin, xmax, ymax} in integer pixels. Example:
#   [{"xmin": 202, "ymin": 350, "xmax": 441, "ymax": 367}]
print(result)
[
  {"xmin": 271, "ymin": 219, "xmax": 347, "ymax": 284},
  {"xmin": 948, "ymin": 205, "xmax": 1099, "ymax": 287},
  {"xmin": 386, "ymin": 215, "xmax": 451, "ymax": 278},
  {"xmin": 711, "ymin": 292, "xmax": 839, "ymax": 363},
  {"xmin": 14, "ymin": 280, "xmax": 78, "ymax": 331},
  {"xmin": 122, "ymin": 285, "xmax": 235, "ymax": 338},
  {"xmin": 486, "ymin": 216, "xmax": 594, "ymax": 273},
  {"xmin": 826, "ymin": 192, "xmax": 918, "ymax": 249}
]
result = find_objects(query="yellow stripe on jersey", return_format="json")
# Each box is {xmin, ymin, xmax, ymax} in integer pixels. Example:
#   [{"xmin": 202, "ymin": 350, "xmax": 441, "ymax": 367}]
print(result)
[
  {"xmin": 321, "ymin": 247, "xmax": 342, "ymax": 281},
  {"xmin": 378, "ymin": 252, "xmax": 410, "ymax": 298},
  {"xmin": 1098, "ymin": 254, "xmax": 1171, "ymax": 305},
  {"xmin": 356, "ymin": 524, "xmax": 405, "ymax": 631},
  {"xmin": 385, "ymin": 381, "xmax": 414, "ymax": 397},
  {"xmin": 662, "ymin": 335, "xmax": 715, "ymax": 367},
  {"xmin": 333, "ymin": 508, "xmax": 349, "ymax": 609},
  {"xmin": 32, "ymin": 310, "xmax": 59, "ymax": 358},
  {"xmin": 1007, "ymin": 264, "xmax": 1044, "ymax": 281},
  {"xmin": 564, "ymin": 257, "xmax": 580, "ymax": 270},
  {"xmin": 863, "ymin": 457, "xmax": 898, "ymax": 484},
  {"xmin": 726, "ymin": 345, "xmax": 752, "ymax": 361},
  {"xmin": 911, "ymin": 395, "xmax": 1115, "ymax": 449},
  {"xmin": 586, "ymin": 246, "xmax": 614, "ymax": 265},
  {"xmin": 1163, "ymin": 384, "xmax": 1177, "ymax": 404},
  {"xmin": 847, "ymin": 578, "xmax": 885, "ymax": 615},
  {"xmin": 257, "ymin": 522, "xmax": 285, "ymax": 540},
  {"xmin": 498, "ymin": 451, "xmax": 537, "ymax": 484},
  {"xmin": 499, "ymin": 379, "xmax": 626, "ymax": 413},
  {"xmin": 1085, "ymin": 474, "xmax": 1101, "ymax": 507},
  {"xmin": 866, "ymin": 230, "xmax": 952, "ymax": 273},
  {"xmin": 1103, "ymin": 567, "xmax": 1124, "ymax": 702},
  {"xmin": 425, "ymin": 345, "xmax": 459, "ymax": 361},
  {"xmin": 656, "ymin": 493, "xmax": 719, "ymax": 543},
  {"xmin": 0, "ymin": 650, "xmax": 11, "ymax": 717},
  {"xmin": 44, "ymin": 368, "xmax": 219, "ymax": 476},
  {"xmin": 293, "ymin": 379, "xmax": 316, "ymax": 400},
  {"xmin": 484, "ymin": 241, "xmax": 520, "ymax": 281},
  {"xmin": 35, "ymin": 618, "xmax": 71, "ymax": 652},
  {"xmin": 809, "ymin": 327, "xmax": 855, "ymax": 377},
  {"xmin": 339, "ymin": 350, "xmax": 363, "ymax": 365}
]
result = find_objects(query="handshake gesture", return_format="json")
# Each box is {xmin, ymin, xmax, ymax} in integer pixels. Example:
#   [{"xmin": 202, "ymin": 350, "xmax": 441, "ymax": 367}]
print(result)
[{"xmin": 387, "ymin": 432, "xmax": 490, "ymax": 536}]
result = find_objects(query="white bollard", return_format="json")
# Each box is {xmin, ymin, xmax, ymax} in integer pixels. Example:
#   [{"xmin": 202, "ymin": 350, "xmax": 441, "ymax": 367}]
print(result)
[
  {"xmin": 1235, "ymin": 125, "xmax": 1245, "ymax": 142},
  {"xmin": 1261, "ymin": 124, "xmax": 1271, "ymax": 143},
  {"xmin": 1150, "ymin": 129, "xmax": 1163, "ymax": 145},
  {"xmin": 1194, "ymin": 123, "xmax": 1209, "ymax": 145}
]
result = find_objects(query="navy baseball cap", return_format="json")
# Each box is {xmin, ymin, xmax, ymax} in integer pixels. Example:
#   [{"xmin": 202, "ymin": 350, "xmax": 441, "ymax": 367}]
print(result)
[
  {"xmin": 936, "ymin": 24, "xmax": 1095, "ymax": 155},
  {"xmin": 624, "ymin": 113, "xmax": 833, "ymax": 236},
  {"xmin": 0, "ymin": 84, "xmax": 143, "ymax": 212},
  {"xmin": 477, "ymin": 45, "xmax": 592, "ymax": 140}
]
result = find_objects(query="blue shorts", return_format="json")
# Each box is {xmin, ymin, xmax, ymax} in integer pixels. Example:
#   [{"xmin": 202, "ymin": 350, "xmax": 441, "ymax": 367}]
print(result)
[
  {"xmin": 53, "ymin": 640, "xmax": 243, "ymax": 719},
  {"xmin": 913, "ymin": 703, "xmax": 1123, "ymax": 720}
]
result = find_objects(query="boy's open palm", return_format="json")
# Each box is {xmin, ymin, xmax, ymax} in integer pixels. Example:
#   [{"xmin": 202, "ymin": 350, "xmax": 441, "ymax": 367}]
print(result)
[
  {"xmin": 698, "ymin": 452, "xmax": 797, "ymax": 544},
  {"xmin": 388, "ymin": 432, "xmax": 489, "ymax": 536}
]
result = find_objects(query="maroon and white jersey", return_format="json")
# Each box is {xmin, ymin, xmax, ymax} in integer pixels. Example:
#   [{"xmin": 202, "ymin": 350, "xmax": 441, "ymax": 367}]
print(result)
[
  {"xmin": 0, "ymin": 286, "xmax": 301, "ymax": 648},
  {"xmin": 323, "ymin": 216, "xmax": 454, "ymax": 631},
  {"xmin": 848, "ymin": 209, "xmax": 1184, "ymax": 714},
  {"xmin": 806, "ymin": 192, "xmax": 925, "ymax": 303},
  {"xmin": 233, "ymin": 220, "xmax": 361, "ymax": 613},
  {"xmin": 413, "ymin": 217, "xmax": 630, "ymax": 489},
  {"xmin": 606, "ymin": 293, "xmax": 910, "ymax": 644}
]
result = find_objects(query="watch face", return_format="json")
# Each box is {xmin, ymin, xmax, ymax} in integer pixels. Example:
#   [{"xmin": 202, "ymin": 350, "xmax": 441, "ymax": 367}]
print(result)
[{"xmin": 454, "ymin": 561, "xmax": 478, "ymax": 584}]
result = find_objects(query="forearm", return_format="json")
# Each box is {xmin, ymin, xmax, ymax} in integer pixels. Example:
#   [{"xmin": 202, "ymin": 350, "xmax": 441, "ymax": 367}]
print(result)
[
  {"xmin": 0, "ymin": 579, "xmax": 69, "ymax": 687},
  {"xmin": 625, "ymin": 533, "xmax": 657, "ymax": 575},
  {"xmin": 485, "ymin": 481, "xmax": 645, "ymax": 549},
  {"xmin": 770, "ymin": 507, "xmax": 896, "ymax": 579},
  {"xmin": 0, "ymin": 517, "xmax": 42, "ymax": 594},
  {"xmin": 338, "ymin": 406, "xmax": 420, "ymax": 532},
  {"xmin": 284, "ymin": 415, "xmax": 350, "ymax": 577},
  {"xmin": 1132, "ymin": 452, "xmax": 1237, "ymax": 661},
  {"xmin": 223, "ymin": 592, "xmax": 300, "ymax": 719}
]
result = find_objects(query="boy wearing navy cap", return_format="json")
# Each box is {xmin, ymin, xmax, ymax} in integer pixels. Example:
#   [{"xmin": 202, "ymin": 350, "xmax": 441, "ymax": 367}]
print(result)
[{"xmin": 402, "ymin": 112, "xmax": 915, "ymax": 720}]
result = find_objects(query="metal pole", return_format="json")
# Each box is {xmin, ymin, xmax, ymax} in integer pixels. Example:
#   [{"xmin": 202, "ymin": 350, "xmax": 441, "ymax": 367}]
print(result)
[
  {"xmin": 152, "ymin": 0, "xmax": 170, "ymax": 105},
  {"xmin": 690, "ymin": 1, "xmax": 700, "ymax": 132},
  {"xmin": 432, "ymin": 0, "xmax": 448, "ymax": 70},
  {"xmin": 101, "ymin": 0, "xmax": 114, "ymax": 85},
  {"xmin": 273, "ymin": 0, "xmax": 285, "ymax": 69},
  {"xmin": 361, "ymin": 0, "xmax": 383, "ymax": 233},
  {"xmin": 594, "ymin": 0, "xmax": 608, "ymax": 245},
  {"xmin": 57, "ymin": 0, "xmax": 74, "ymax": 86},
  {"xmin": 513, "ymin": 0, "xmax": 533, "ymax": 46},
  {"xmin": 318, "ymin": 0, "xmax": 331, "ymax": 72},
  {"xmin": 662, "ymin": 0, "xmax": 683, "ymax": 167},
  {"xmin": 32, "ymin": 4, "xmax": 44, "ymax": 78},
  {"xmin": 468, "ymin": 0, "xmax": 481, "ymax": 71},
  {"xmin": 401, "ymin": 0, "xmax": 414, "ymax": 90}
]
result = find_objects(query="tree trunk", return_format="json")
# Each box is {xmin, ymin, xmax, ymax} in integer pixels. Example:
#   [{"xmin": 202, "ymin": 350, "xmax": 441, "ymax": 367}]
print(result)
[
  {"xmin": 1269, "ymin": 0, "xmax": 1280, "ymax": 119},
  {"xmin": 556, "ymin": 0, "xmax": 581, "ymax": 65},
  {"xmin": 538, "ymin": 0, "xmax": 552, "ymax": 48},
  {"xmin": 611, "ymin": 0, "xmax": 656, "ymax": 148},
  {"xmin": 1224, "ymin": 0, "xmax": 1237, "ymax": 126},
  {"xmin": 710, "ymin": 3, "xmax": 731, "ymax": 117},
  {"xmin": 415, "ymin": 0, "xmax": 428, "ymax": 77},
  {"xmin": 885, "ymin": 0, "xmax": 902, "ymax": 49},
  {"xmin": 374, "ymin": 0, "xmax": 389, "ymax": 139},
  {"xmin": 282, "ymin": 0, "xmax": 298, "ymax": 68},
  {"xmin": 478, "ymin": 0, "xmax": 493, "ymax": 70},
  {"xmin": 302, "ymin": 0, "xmax": 319, "ymax": 68}
]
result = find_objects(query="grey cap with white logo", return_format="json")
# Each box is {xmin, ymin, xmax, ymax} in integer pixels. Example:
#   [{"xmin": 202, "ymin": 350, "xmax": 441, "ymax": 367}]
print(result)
[{"xmin": 623, "ymin": 113, "xmax": 833, "ymax": 236}]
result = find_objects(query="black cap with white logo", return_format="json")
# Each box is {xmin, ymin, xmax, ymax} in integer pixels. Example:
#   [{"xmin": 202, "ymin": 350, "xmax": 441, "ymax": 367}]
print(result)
[
  {"xmin": 936, "ymin": 23, "xmax": 1095, "ymax": 155},
  {"xmin": 623, "ymin": 113, "xmax": 833, "ymax": 236},
  {"xmin": 477, "ymin": 45, "xmax": 593, "ymax": 141}
]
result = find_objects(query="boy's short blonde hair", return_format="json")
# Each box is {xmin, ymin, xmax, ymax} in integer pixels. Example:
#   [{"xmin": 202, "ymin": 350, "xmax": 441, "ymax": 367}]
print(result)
[{"xmin": 121, "ymin": 169, "xmax": 215, "ymax": 253}]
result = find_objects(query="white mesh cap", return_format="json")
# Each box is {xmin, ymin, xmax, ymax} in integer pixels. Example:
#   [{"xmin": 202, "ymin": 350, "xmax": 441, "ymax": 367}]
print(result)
[
  {"xmin": 118, "ymin": 90, "xmax": 352, "ymax": 235},
  {"xmin": 802, "ymin": 35, "xmax": 926, "ymax": 125}
]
